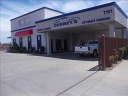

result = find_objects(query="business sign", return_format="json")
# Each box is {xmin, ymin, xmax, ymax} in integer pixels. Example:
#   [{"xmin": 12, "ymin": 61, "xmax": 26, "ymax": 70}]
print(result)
[
  {"xmin": 82, "ymin": 17, "xmax": 110, "ymax": 24},
  {"xmin": 37, "ymin": 6, "xmax": 115, "ymax": 32},
  {"xmin": 53, "ymin": 17, "xmax": 80, "ymax": 27}
]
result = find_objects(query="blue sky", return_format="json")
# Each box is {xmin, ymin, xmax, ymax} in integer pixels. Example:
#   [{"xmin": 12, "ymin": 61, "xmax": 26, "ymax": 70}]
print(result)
[{"xmin": 0, "ymin": 0, "xmax": 128, "ymax": 43}]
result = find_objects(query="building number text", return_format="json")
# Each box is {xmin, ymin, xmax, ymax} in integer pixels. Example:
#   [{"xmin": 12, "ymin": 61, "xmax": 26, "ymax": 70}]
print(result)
[{"xmin": 103, "ymin": 9, "xmax": 112, "ymax": 14}]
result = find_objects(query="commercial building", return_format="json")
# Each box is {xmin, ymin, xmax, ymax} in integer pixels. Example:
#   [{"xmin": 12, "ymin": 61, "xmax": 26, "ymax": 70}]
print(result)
[{"xmin": 11, "ymin": 2, "xmax": 128, "ymax": 55}]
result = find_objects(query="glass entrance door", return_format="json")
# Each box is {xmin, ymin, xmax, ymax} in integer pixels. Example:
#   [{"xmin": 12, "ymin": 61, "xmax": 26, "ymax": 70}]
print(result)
[
  {"xmin": 37, "ymin": 35, "xmax": 41, "ymax": 50},
  {"xmin": 13, "ymin": 38, "xmax": 16, "ymax": 45},
  {"xmin": 56, "ymin": 39, "xmax": 62, "ymax": 51},
  {"xmin": 64, "ymin": 39, "xmax": 68, "ymax": 51},
  {"xmin": 19, "ymin": 37, "xmax": 23, "ymax": 48},
  {"xmin": 28, "ymin": 36, "xmax": 31, "ymax": 49},
  {"xmin": 51, "ymin": 39, "xmax": 53, "ymax": 53}
]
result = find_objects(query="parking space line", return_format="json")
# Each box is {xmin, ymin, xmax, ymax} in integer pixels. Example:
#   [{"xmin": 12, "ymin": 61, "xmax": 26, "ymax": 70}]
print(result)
[
  {"xmin": 55, "ymin": 71, "xmax": 98, "ymax": 96},
  {"xmin": 1, "ymin": 81, "xmax": 31, "ymax": 96}
]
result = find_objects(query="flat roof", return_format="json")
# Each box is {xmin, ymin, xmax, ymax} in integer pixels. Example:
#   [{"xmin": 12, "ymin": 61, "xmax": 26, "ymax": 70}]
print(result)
[
  {"xmin": 11, "ymin": 7, "xmax": 64, "ymax": 21},
  {"xmin": 36, "ymin": 2, "xmax": 128, "ymax": 24}
]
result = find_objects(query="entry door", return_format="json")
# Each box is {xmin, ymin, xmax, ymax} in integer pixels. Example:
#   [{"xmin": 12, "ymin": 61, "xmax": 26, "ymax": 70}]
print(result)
[
  {"xmin": 56, "ymin": 39, "xmax": 62, "ymax": 51},
  {"xmin": 28, "ymin": 36, "xmax": 32, "ymax": 49},
  {"xmin": 19, "ymin": 37, "xmax": 23, "ymax": 48},
  {"xmin": 37, "ymin": 35, "xmax": 41, "ymax": 50},
  {"xmin": 51, "ymin": 39, "xmax": 53, "ymax": 53},
  {"xmin": 64, "ymin": 39, "xmax": 68, "ymax": 51},
  {"xmin": 13, "ymin": 38, "xmax": 16, "ymax": 45}
]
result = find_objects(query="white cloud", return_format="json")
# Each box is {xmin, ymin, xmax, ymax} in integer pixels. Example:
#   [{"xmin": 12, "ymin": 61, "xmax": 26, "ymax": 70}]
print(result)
[
  {"xmin": 62, "ymin": 0, "xmax": 94, "ymax": 13},
  {"xmin": 0, "ymin": 0, "xmax": 128, "ymax": 43},
  {"xmin": 116, "ymin": 0, "xmax": 128, "ymax": 15},
  {"xmin": 0, "ymin": 1, "xmax": 44, "ymax": 43},
  {"xmin": 1, "ymin": 1, "xmax": 28, "ymax": 16},
  {"xmin": 0, "ymin": 1, "xmax": 29, "ymax": 43},
  {"xmin": 98, "ymin": 0, "xmax": 128, "ymax": 15},
  {"xmin": 27, "ymin": 0, "xmax": 40, "ymax": 5},
  {"xmin": 0, "ymin": 15, "xmax": 11, "ymax": 43}
]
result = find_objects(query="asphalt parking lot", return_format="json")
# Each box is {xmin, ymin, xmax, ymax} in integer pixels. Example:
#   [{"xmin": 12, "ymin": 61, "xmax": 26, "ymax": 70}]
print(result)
[
  {"xmin": 1, "ymin": 52, "xmax": 128, "ymax": 96},
  {"xmin": 1, "ymin": 52, "xmax": 99, "ymax": 96}
]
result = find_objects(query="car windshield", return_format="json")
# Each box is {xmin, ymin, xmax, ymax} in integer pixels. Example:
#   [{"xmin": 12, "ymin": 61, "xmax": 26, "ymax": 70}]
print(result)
[
  {"xmin": 75, "ymin": 41, "xmax": 85, "ymax": 46},
  {"xmin": 88, "ymin": 41, "xmax": 98, "ymax": 44}
]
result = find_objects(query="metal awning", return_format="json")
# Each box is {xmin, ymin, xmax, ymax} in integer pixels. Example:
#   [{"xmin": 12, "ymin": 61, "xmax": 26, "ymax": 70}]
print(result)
[{"xmin": 15, "ymin": 29, "xmax": 33, "ymax": 36}]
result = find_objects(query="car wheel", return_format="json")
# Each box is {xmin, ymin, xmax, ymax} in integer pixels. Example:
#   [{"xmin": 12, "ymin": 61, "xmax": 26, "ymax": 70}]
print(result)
[
  {"xmin": 79, "ymin": 54, "xmax": 83, "ymax": 57},
  {"xmin": 93, "ymin": 50, "xmax": 98, "ymax": 57}
]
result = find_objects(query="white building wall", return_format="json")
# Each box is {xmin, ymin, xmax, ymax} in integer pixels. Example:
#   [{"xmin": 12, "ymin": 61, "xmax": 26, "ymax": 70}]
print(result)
[
  {"xmin": 11, "ymin": 27, "xmax": 47, "ymax": 50},
  {"xmin": 11, "ymin": 4, "xmax": 128, "ymax": 54},
  {"xmin": 49, "ymin": 32, "xmax": 70, "ymax": 52},
  {"xmin": 94, "ymin": 30, "xmax": 109, "ymax": 39},
  {"xmin": 93, "ymin": 29, "xmax": 122, "ymax": 38},
  {"xmin": 11, "ymin": 32, "xmax": 18, "ymax": 45},
  {"xmin": 114, "ymin": 7, "xmax": 127, "ymax": 27},
  {"xmin": 22, "ymin": 36, "xmax": 27, "ymax": 48},
  {"xmin": 11, "ymin": 9, "xmax": 45, "ymax": 49},
  {"xmin": 73, "ymin": 32, "xmax": 93, "ymax": 44},
  {"xmin": 11, "ymin": 27, "xmax": 35, "ymax": 48},
  {"xmin": 11, "ymin": 9, "xmax": 45, "ymax": 31},
  {"xmin": 73, "ymin": 29, "xmax": 121, "ymax": 43},
  {"xmin": 31, "ymin": 27, "xmax": 37, "ymax": 49},
  {"xmin": 44, "ymin": 9, "xmax": 63, "ymax": 19},
  {"xmin": 11, "ymin": 7, "xmax": 63, "ymax": 50},
  {"xmin": 36, "ymin": 6, "xmax": 115, "ymax": 32},
  {"xmin": 115, "ymin": 29, "xmax": 122, "ymax": 38},
  {"xmin": 127, "ymin": 19, "xmax": 128, "ymax": 38}
]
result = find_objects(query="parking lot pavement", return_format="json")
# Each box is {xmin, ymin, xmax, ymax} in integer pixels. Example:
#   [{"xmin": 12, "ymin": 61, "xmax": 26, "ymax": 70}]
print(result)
[
  {"xmin": 80, "ymin": 60, "xmax": 128, "ymax": 96},
  {"xmin": 57, "ymin": 61, "xmax": 128, "ymax": 96},
  {"xmin": 0, "ymin": 52, "xmax": 98, "ymax": 96}
]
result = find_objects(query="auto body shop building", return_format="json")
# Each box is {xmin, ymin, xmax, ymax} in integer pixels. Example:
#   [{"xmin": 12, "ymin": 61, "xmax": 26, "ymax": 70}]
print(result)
[{"xmin": 11, "ymin": 2, "xmax": 128, "ymax": 55}]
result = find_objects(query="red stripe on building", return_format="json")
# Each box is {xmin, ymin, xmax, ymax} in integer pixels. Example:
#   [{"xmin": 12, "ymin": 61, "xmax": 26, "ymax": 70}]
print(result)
[{"xmin": 15, "ymin": 29, "xmax": 33, "ymax": 36}]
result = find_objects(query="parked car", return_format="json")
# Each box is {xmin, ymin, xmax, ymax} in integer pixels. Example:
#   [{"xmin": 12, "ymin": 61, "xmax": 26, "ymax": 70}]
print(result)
[{"xmin": 74, "ymin": 40, "xmax": 98, "ymax": 56}]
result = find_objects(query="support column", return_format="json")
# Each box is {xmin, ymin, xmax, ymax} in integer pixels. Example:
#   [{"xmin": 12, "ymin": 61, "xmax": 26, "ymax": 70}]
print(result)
[
  {"xmin": 126, "ymin": 28, "xmax": 128, "ymax": 39},
  {"xmin": 109, "ymin": 22, "xmax": 115, "ymax": 37},
  {"xmin": 69, "ymin": 32, "xmax": 73, "ymax": 52},
  {"xmin": 121, "ymin": 28, "xmax": 125, "ymax": 38},
  {"xmin": 46, "ymin": 32, "xmax": 51, "ymax": 55},
  {"xmin": 121, "ymin": 28, "xmax": 127, "ymax": 39}
]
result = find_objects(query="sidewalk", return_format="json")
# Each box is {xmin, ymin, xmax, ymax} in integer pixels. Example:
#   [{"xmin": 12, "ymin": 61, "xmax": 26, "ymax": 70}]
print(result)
[{"xmin": 60, "ymin": 60, "xmax": 128, "ymax": 96}]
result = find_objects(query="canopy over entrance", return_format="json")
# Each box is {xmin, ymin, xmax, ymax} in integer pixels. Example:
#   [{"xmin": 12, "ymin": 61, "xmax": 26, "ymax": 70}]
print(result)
[{"xmin": 15, "ymin": 29, "xmax": 33, "ymax": 37}]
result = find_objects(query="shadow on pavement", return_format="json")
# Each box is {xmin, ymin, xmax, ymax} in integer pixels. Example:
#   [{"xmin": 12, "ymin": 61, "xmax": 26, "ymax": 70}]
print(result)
[
  {"xmin": 88, "ymin": 65, "xmax": 99, "ymax": 71},
  {"xmin": 28, "ymin": 52, "xmax": 98, "ymax": 61}
]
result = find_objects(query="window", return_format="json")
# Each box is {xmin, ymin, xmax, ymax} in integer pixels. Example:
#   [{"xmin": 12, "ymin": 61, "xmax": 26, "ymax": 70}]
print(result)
[
  {"xmin": 37, "ymin": 35, "xmax": 41, "ymax": 50},
  {"xmin": 88, "ymin": 41, "xmax": 98, "ymax": 44},
  {"xmin": 56, "ymin": 39, "xmax": 62, "ymax": 50},
  {"xmin": 25, "ymin": 18, "xmax": 31, "ymax": 24},
  {"xmin": 19, "ymin": 37, "xmax": 23, "ymax": 48},
  {"xmin": 28, "ymin": 36, "xmax": 32, "ymax": 49},
  {"xmin": 19, "ymin": 19, "xmax": 25, "ymax": 26},
  {"xmin": 13, "ymin": 38, "xmax": 16, "ymax": 45},
  {"xmin": 19, "ymin": 17, "xmax": 31, "ymax": 26}
]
